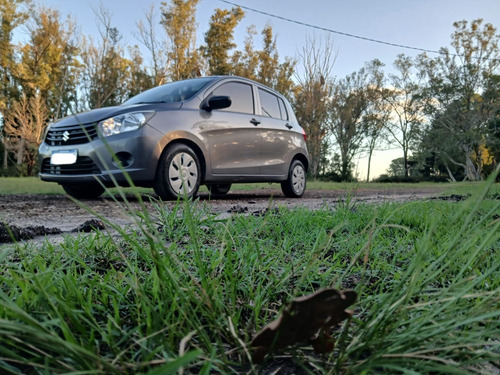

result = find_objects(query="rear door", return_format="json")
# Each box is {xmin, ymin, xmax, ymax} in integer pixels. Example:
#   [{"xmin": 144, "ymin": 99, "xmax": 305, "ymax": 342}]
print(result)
[{"xmin": 258, "ymin": 88, "xmax": 296, "ymax": 176}]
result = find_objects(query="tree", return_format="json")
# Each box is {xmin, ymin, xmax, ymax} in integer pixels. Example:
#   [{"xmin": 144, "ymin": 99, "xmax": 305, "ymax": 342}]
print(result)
[
  {"xmin": 160, "ymin": 0, "xmax": 201, "ymax": 80},
  {"xmin": 15, "ymin": 6, "xmax": 80, "ymax": 119},
  {"xmin": 363, "ymin": 111, "xmax": 389, "ymax": 182},
  {"xmin": 483, "ymin": 74, "xmax": 500, "ymax": 177},
  {"xmin": 294, "ymin": 36, "xmax": 335, "ymax": 178},
  {"xmin": 0, "ymin": 0, "xmax": 27, "ymax": 114},
  {"xmin": 135, "ymin": 4, "xmax": 168, "ymax": 86},
  {"xmin": 383, "ymin": 54, "xmax": 428, "ymax": 178},
  {"xmin": 328, "ymin": 61, "xmax": 384, "ymax": 181},
  {"xmin": 386, "ymin": 157, "xmax": 406, "ymax": 177},
  {"xmin": 4, "ymin": 5, "xmax": 79, "ymax": 175},
  {"xmin": 421, "ymin": 19, "xmax": 500, "ymax": 180},
  {"xmin": 3, "ymin": 93, "xmax": 48, "ymax": 176},
  {"xmin": 0, "ymin": 0, "xmax": 28, "ymax": 172},
  {"xmin": 126, "ymin": 45, "xmax": 155, "ymax": 97},
  {"xmin": 230, "ymin": 24, "xmax": 295, "ymax": 98},
  {"xmin": 201, "ymin": 7, "xmax": 244, "ymax": 75},
  {"xmin": 80, "ymin": 6, "xmax": 133, "ymax": 109},
  {"xmin": 256, "ymin": 25, "xmax": 296, "ymax": 97},
  {"xmin": 231, "ymin": 25, "xmax": 259, "ymax": 80},
  {"xmin": 257, "ymin": 25, "xmax": 279, "ymax": 87},
  {"xmin": 360, "ymin": 59, "xmax": 389, "ymax": 182}
]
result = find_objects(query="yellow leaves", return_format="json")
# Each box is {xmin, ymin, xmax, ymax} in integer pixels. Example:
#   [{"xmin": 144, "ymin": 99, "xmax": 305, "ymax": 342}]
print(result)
[
  {"xmin": 472, "ymin": 143, "xmax": 495, "ymax": 167},
  {"xmin": 160, "ymin": 0, "xmax": 200, "ymax": 80},
  {"xmin": 203, "ymin": 6, "xmax": 245, "ymax": 75},
  {"xmin": 13, "ymin": 6, "xmax": 79, "ymax": 103}
]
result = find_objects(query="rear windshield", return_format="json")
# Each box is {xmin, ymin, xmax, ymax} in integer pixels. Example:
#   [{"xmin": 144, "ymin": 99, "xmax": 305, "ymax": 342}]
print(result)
[{"xmin": 123, "ymin": 77, "xmax": 216, "ymax": 105}]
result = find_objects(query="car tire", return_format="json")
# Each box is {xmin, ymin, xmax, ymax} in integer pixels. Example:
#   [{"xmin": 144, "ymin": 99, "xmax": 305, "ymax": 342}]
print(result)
[
  {"xmin": 154, "ymin": 143, "xmax": 201, "ymax": 200},
  {"xmin": 281, "ymin": 160, "xmax": 306, "ymax": 198},
  {"xmin": 62, "ymin": 183, "xmax": 105, "ymax": 199},
  {"xmin": 206, "ymin": 183, "xmax": 231, "ymax": 196}
]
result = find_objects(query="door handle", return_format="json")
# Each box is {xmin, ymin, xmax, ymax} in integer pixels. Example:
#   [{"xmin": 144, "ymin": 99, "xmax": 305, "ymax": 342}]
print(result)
[
  {"xmin": 285, "ymin": 123, "xmax": 293, "ymax": 129},
  {"xmin": 250, "ymin": 118, "xmax": 261, "ymax": 126}
]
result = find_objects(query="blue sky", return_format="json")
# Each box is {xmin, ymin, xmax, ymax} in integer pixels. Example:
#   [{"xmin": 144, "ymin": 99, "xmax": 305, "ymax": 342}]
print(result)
[
  {"xmin": 37, "ymin": 0, "xmax": 500, "ymax": 78},
  {"xmin": 25, "ymin": 0, "xmax": 500, "ymax": 177}
]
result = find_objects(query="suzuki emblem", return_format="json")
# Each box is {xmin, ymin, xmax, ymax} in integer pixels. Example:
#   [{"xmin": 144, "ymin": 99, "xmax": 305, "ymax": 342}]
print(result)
[{"xmin": 62, "ymin": 131, "xmax": 70, "ymax": 142}]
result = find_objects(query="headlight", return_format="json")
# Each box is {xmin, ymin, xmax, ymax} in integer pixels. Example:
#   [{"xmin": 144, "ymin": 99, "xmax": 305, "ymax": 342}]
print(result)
[{"xmin": 98, "ymin": 111, "xmax": 155, "ymax": 137}]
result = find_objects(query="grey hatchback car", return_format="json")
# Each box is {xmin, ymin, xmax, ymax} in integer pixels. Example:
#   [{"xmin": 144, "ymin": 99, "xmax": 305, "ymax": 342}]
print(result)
[{"xmin": 38, "ymin": 76, "xmax": 310, "ymax": 200}]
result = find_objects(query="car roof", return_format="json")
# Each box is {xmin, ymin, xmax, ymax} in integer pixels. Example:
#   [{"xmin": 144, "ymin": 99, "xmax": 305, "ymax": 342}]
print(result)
[{"xmin": 202, "ymin": 75, "xmax": 289, "ymax": 101}]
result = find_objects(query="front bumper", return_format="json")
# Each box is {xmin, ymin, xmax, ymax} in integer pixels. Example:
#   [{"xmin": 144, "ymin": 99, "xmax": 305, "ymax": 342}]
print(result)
[{"xmin": 38, "ymin": 125, "xmax": 162, "ymax": 187}]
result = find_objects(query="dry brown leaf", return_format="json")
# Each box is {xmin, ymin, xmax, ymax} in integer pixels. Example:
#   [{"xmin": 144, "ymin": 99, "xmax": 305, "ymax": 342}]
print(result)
[{"xmin": 250, "ymin": 288, "xmax": 357, "ymax": 363}]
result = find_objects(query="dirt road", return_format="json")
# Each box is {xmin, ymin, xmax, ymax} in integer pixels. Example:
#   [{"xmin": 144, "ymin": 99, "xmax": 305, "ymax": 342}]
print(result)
[{"xmin": 0, "ymin": 186, "xmax": 446, "ymax": 243}]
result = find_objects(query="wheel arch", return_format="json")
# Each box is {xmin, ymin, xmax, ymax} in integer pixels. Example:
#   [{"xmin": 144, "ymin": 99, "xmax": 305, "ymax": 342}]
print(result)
[
  {"xmin": 292, "ymin": 152, "xmax": 309, "ymax": 172},
  {"xmin": 155, "ymin": 138, "xmax": 207, "ymax": 183}
]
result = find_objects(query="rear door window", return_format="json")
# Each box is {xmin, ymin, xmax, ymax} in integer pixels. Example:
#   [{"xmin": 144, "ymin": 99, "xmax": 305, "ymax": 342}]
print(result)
[{"xmin": 258, "ymin": 88, "xmax": 282, "ymax": 119}]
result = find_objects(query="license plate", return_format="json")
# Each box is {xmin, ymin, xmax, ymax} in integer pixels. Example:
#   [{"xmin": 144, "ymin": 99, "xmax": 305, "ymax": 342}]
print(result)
[{"xmin": 50, "ymin": 149, "xmax": 78, "ymax": 165}]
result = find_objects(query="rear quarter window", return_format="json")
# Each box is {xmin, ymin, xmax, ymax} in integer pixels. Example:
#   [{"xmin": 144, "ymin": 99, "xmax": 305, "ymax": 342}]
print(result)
[{"xmin": 278, "ymin": 97, "xmax": 289, "ymax": 121}]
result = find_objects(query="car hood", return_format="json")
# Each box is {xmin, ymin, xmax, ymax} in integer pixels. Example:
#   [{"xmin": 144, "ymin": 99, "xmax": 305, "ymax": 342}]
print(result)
[{"xmin": 52, "ymin": 103, "xmax": 182, "ymax": 127}]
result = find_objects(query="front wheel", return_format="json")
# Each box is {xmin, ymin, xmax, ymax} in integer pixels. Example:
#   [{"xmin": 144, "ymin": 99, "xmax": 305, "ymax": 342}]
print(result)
[
  {"xmin": 154, "ymin": 143, "xmax": 201, "ymax": 200},
  {"xmin": 62, "ymin": 183, "xmax": 105, "ymax": 199},
  {"xmin": 281, "ymin": 160, "xmax": 306, "ymax": 198}
]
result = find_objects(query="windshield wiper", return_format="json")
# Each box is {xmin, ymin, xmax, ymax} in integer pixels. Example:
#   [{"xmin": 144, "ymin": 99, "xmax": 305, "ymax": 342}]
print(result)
[{"xmin": 130, "ymin": 101, "xmax": 168, "ymax": 104}]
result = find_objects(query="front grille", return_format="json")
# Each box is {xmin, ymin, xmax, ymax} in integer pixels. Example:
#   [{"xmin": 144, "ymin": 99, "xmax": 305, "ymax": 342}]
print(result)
[
  {"xmin": 45, "ymin": 123, "xmax": 98, "ymax": 146},
  {"xmin": 41, "ymin": 157, "xmax": 101, "ymax": 175}
]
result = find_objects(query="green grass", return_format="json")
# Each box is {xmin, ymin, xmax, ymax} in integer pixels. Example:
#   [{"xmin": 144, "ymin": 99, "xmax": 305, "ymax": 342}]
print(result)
[
  {"xmin": 1, "ymin": 176, "xmax": 498, "ymax": 196},
  {"xmin": 0, "ymin": 177, "xmax": 64, "ymax": 194},
  {"xmin": 0, "ymin": 177, "xmax": 499, "ymax": 374}
]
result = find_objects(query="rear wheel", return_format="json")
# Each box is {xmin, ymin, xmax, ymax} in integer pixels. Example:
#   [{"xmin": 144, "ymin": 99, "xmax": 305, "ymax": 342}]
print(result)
[
  {"xmin": 154, "ymin": 143, "xmax": 201, "ymax": 200},
  {"xmin": 206, "ymin": 183, "xmax": 231, "ymax": 196},
  {"xmin": 281, "ymin": 160, "xmax": 306, "ymax": 198},
  {"xmin": 62, "ymin": 183, "xmax": 105, "ymax": 199}
]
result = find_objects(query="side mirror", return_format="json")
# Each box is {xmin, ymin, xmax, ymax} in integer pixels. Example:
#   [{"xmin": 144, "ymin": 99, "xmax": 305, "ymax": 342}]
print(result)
[{"xmin": 201, "ymin": 95, "xmax": 231, "ymax": 111}]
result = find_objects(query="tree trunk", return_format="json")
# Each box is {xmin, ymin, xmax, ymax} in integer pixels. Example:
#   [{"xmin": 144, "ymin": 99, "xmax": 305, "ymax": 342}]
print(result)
[
  {"xmin": 341, "ymin": 157, "xmax": 351, "ymax": 181},
  {"xmin": 310, "ymin": 158, "xmax": 319, "ymax": 180},
  {"xmin": 3, "ymin": 142, "xmax": 8, "ymax": 170},
  {"xmin": 16, "ymin": 138, "xmax": 24, "ymax": 166},
  {"xmin": 463, "ymin": 146, "xmax": 482, "ymax": 181},
  {"xmin": 403, "ymin": 148, "xmax": 409, "ymax": 178},
  {"xmin": 443, "ymin": 161, "xmax": 457, "ymax": 182},
  {"xmin": 366, "ymin": 147, "xmax": 374, "ymax": 182}
]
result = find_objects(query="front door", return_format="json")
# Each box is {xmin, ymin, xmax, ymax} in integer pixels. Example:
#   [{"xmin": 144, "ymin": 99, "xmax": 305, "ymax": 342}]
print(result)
[{"xmin": 202, "ymin": 81, "xmax": 262, "ymax": 175}]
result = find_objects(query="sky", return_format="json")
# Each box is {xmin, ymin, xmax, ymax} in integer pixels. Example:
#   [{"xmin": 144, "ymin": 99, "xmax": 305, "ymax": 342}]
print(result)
[{"xmin": 25, "ymin": 0, "xmax": 500, "ymax": 178}]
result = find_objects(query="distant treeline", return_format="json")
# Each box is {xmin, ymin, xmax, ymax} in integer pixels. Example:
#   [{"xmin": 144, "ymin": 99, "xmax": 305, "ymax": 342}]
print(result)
[{"xmin": 0, "ymin": 1, "xmax": 499, "ymax": 181}]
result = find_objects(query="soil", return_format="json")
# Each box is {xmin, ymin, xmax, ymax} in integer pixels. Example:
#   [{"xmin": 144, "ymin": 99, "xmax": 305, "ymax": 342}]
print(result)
[{"xmin": 0, "ymin": 186, "xmax": 447, "ymax": 244}]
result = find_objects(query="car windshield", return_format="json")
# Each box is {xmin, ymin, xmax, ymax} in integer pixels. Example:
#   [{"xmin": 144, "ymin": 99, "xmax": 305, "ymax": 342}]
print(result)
[{"xmin": 123, "ymin": 77, "xmax": 217, "ymax": 105}]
